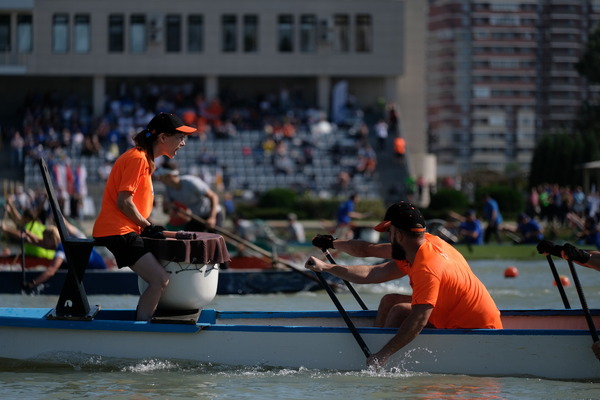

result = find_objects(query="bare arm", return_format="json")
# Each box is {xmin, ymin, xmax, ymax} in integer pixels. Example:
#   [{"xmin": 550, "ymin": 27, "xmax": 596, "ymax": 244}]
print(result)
[
  {"xmin": 367, "ymin": 304, "xmax": 433, "ymax": 367},
  {"xmin": 29, "ymin": 256, "xmax": 63, "ymax": 287},
  {"xmin": 333, "ymin": 239, "xmax": 392, "ymax": 259},
  {"xmin": 204, "ymin": 188, "xmax": 220, "ymax": 228},
  {"xmin": 117, "ymin": 191, "xmax": 151, "ymax": 229},
  {"xmin": 578, "ymin": 252, "xmax": 600, "ymax": 272},
  {"xmin": 304, "ymin": 256, "xmax": 403, "ymax": 284}
]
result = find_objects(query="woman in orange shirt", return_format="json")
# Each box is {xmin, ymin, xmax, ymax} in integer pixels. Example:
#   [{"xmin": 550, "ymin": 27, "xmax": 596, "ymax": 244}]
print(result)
[
  {"xmin": 306, "ymin": 201, "xmax": 502, "ymax": 368},
  {"xmin": 93, "ymin": 113, "xmax": 196, "ymax": 321}
]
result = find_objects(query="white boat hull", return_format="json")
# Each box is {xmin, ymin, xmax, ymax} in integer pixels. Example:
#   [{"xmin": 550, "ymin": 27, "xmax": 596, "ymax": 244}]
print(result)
[{"xmin": 0, "ymin": 308, "xmax": 598, "ymax": 380}]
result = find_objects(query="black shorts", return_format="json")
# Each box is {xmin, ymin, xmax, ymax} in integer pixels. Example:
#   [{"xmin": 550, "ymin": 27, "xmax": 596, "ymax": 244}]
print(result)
[{"xmin": 94, "ymin": 232, "xmax": 151, "ymax": 269}]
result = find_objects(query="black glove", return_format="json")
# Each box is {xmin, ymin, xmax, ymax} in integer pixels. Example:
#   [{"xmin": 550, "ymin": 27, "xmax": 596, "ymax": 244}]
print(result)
[
  {"xmin": 312, "ymin": 234, "xmax": 336, "ymax": 249},
  {"xmin": 141, "ymin": 223, "xmax": 166, "ymax": 239},
  {"xmin": 536, "ymin": 240, "xmax": 563, "ymax": 258},
  {"xmin": 562, "ymin": 243, "xmax": 591, "ymax": 264}
]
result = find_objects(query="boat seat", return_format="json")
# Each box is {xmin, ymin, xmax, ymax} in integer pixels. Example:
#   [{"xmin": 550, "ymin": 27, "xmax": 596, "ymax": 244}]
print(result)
[
  {"xmin": 39, "ymin": 158, "xmax": 99, "ymax": 321},
  {"xmin": 151, "ymin": 308, "xmax": 201, "ymax": 325}
]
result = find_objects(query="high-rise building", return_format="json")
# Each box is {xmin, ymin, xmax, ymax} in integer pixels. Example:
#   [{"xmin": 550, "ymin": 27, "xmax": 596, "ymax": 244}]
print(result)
[{"xmin": 428, "ymin": 0, "xmax": 600, "ymax": 177}]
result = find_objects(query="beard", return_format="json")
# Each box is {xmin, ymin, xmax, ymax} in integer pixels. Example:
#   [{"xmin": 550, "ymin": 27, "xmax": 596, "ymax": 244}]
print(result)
[{"xmin": 391, "ymin": 242, "xmax": 406, "ymax": 261}]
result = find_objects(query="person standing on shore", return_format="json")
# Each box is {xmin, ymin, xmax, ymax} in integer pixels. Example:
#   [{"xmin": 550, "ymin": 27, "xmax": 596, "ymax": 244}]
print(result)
[{"xmin": 483, "ymin": 193, "xmax": 503, "ymax": 243}]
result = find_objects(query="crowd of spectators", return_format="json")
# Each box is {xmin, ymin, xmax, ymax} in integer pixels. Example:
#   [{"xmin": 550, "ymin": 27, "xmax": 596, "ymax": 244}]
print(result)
[{"xmin": 5, "ymin": 81, "xmax": 393, "ymax": 199}]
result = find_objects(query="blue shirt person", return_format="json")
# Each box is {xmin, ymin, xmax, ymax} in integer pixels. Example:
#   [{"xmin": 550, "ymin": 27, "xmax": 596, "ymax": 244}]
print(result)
[
  {"xmin": 577, "ymin": 217, "xmax": 600, "ymax": 249},
  {"xmin": 515, "ymin": 213, "xmax": 544, "ymax": 244},
  {"xmin": 459, "ymin": 209, "xmax": 484, "ymax": 245},
  {"xmin": 483, "ymin": 194, "xmax": 503, "ymax": 243}
]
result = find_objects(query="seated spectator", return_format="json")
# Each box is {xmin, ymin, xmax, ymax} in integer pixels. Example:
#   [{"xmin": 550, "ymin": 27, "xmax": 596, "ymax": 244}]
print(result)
[
  {"xmin": 355, "ymin": 143, "xmax": 377, "ymax": 177},
  {"xmin": 577, "ymin": 216, "xmax": 600, "ymax": 249},
  {"xmin": 458, "ymin": 209, "xmax": 484, "ymax": 245},
  {"xmin": 503, "ymin": 213, "xmax": 544, "ymax": 244}
]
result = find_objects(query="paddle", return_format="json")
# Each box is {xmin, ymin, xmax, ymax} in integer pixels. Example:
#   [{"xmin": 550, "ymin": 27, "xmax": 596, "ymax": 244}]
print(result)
[
  {"xmin": 308, "ymin": 259, "xmax": 372, "ymax": 358},
  {"xmin": 565, "ymin": 258, "xmax": 599, "ymax": 344},
  {"xmin": 545, "ymin": 255, "xmax": 571, "ymax": 309},
  {"xmin": 19, "ymin": 225, "xmax": 26, "ymax": 287},
  {"xmin": 319, "ymin": 248, "xmax": 368, "ymax": 310},
  {"xmin": 175, "ymin": 209, "xmax": 342, "ymax": 291}
]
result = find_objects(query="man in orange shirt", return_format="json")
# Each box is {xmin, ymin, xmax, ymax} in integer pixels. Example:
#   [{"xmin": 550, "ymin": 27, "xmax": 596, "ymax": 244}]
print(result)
[{"xmin": 306, "ymin": 201, "xmax": 502, "ymax": 368}]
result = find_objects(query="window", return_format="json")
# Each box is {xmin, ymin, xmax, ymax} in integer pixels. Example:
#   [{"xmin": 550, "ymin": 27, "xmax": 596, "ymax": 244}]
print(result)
[
  {"xmin": 188, "ymin": 15, "xmax": 203, "ymax": 52},
  {"xmin": 490, "ymin": 3, "xmax": 519, "ymax": 12},
  {"xmin": 222, "ymin": 15, "xmax": 237, "ymax": 52},
  {"xmin": 108, "ymin": 14, "xmax": 124, "ymax": 52},
  {"xmin": 355, "ymin": 14, "xmax": 372, "ymax": 52},
  {"xmin": 300, "ymin": 14, "xmax": 317, "ymax": 53},
  {"xmin": 278, "ymin": 14, "xmax": 294, "ymax": 52},
  {"xmin": 0, "ymin": 14, "xmax": 10, "ymax": 52},
  {"xmin": 243, "ymin": 15, "xmax": 258, "ymax": 52},
  {"xmin": 52, "ymin": 14, "xmax": 69, "ymax": 53},
  {"xmin": 130, "ymin": 14, "xmax": 146, "ymax": 53},
  {"xmin": 17, "ymin": 14, "xmax": 32, "ymax": 53},
  {"xmin": 74, "ymin": 14, "xmax": 90, "ymax": 53},
  {"xmin": 166, "ymin": 15, "xmax": 181, "ymax": 52},
  {"xmin": 474, "ymin": 86, "xmax": 491, "ymax": 98},
  {"xmin": 333, "ymin": 14, "xmax": 349, "ymax": 52}
]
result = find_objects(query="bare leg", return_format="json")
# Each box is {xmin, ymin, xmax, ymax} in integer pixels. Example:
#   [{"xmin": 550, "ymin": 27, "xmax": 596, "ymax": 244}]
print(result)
[
  {"xmin": 375, "ymin": 293, "xmax": 412, "ymax": 327},
  {"xmin": 130, "ymin": 252, "xmax": 170, "ymax": 321}
]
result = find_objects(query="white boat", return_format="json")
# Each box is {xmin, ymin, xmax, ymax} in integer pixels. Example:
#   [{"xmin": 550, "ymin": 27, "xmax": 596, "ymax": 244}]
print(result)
[
  {"xmin": 0, "ymin": 306, "xmax": 599, "ymax": 380},
  {"xmin": 2, "ymin": 158, "xmax": 597, "ymax": 380}
]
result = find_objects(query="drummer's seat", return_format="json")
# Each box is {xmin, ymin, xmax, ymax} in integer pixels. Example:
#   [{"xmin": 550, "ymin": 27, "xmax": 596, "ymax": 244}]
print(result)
[{"xmin": 39, "ymin": 158, "xmax": 99, "ymax": 321}]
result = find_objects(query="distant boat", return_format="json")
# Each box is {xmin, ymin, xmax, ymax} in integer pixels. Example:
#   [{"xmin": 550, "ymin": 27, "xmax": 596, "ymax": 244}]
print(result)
[{"xmin": 0, "ymin": 255, "xmax": 323, "ymax": 295}]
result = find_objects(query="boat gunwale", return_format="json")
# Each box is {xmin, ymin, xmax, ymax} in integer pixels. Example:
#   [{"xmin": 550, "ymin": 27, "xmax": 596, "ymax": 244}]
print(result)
[{"xmin": 0, "ymin": 307, "xmax": 597, "ymax": 336}]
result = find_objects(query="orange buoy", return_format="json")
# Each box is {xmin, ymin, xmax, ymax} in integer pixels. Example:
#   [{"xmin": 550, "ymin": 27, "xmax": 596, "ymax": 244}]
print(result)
[
  {"xmin": 553, "ymin": 275, "xmax": 571, "ymax": 287},
  {"xmin": 504, "ymin": 266, "xmax": 519, "ymax": 278}
]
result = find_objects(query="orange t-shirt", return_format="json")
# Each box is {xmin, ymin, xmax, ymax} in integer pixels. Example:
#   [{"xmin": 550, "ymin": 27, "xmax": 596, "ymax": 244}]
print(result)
[
  {"xmin": 92, "ymin": 147, "xmax": 154, "ymax": 237},
  {"xmin": 394, "ymin": 137, "xmax": 406, "ymax": 155},
  {"xmin": 395, "ymin": 233, "xmax": 502, "ymax": 329}
]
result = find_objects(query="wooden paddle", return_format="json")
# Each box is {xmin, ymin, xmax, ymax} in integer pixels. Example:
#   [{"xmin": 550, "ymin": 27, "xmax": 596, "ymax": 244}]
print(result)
[{"xmin": 175, "ymin": 210, "xmax": 342, "ymax": 291}]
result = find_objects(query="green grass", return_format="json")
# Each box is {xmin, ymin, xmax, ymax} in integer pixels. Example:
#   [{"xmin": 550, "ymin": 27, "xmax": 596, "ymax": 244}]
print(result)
[{"xmin": 453, "ymin": 244, "xmax": 542, "ymax": 261}]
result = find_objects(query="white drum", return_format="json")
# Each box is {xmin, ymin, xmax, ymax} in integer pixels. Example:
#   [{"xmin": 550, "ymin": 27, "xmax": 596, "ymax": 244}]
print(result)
[
  {"xmin": 140, "ymin": 232, "xmax": 229, "ymax": 311},
  {"xmin": 138, "ymin": 260, "xmax": 219, "ymax": 310}
]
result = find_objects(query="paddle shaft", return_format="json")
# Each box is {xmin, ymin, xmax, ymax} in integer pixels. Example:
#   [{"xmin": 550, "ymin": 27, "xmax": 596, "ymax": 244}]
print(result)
[
  {"xmin": 321, "ymin": 249, "xmax": 368, "ymax": 310},
  {"xmin": 565, "ymin": 259, "xmax": 599, "ymax": 343},
  {"xmin": 313, "ymin": 269, "xmax": 372, "ymax": 358},
  {"xmin": 19, "ymin": 226, "xmax": 26, "ymax": 284},
  {"xmin": 177, "ymin": 210, "xmax": 340, "ymax": 290},
  {"xmin": 546, "ymin": 255, "xmax": 571, "ymax": 309}
]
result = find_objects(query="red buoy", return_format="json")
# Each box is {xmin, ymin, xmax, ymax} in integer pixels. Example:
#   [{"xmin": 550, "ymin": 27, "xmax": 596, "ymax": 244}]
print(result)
[
  {"xmin": 504, "ymin": 266, "xmax": 519, "ymax": 278},
  {"xmin": 553, "ymin": 275, "xmax": 570, "ymax": 287}
]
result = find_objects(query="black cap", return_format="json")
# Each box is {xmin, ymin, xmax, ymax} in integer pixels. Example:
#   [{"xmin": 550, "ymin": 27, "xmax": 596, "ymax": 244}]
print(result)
[
  {"xmin": 374, "ymin": 201, "xmax": 426, "ymax": 233},
  {"xmin": 146, "ymin": 113, "xmax": 196, "ymax": 135}
]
